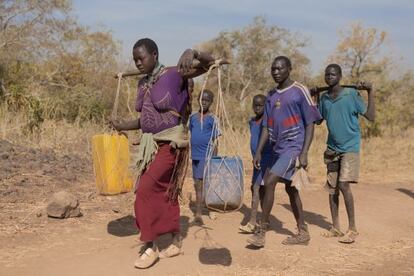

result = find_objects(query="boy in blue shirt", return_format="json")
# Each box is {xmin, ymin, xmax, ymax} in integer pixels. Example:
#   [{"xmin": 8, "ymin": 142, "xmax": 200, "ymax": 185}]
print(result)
[
  {"xmin": 189, "ymin": 89, "xmax": 220, "ymax": 224},
  {"xmin": 318, "ymin": 64, "xmax": 375, "ymax": 244},
  {"xmin": 239, "ymin": 94, "xmax": 274, "ymax": 233}
]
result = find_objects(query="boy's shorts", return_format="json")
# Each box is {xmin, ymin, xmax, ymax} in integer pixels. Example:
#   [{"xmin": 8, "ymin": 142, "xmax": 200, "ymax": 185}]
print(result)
[
  {"xmin": 269, "ymin": 154, "xmax": 296, "ymax": 182},
  {"xmin": 252, "ymin": 155, "xmax": 275, "ymax": 186},
  {"xmin": 192, "ymin": 159, "xmax": 206, "ymax": 180},
  {"xmin": 324, "ymin": 148, "xmax": 360, "ymax": 194}
]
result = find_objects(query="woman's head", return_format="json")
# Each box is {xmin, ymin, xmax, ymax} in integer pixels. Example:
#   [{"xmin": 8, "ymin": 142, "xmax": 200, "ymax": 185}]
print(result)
[{"xmin": 133, "ymin": 38, "xmax": 159, "ymax": 74}]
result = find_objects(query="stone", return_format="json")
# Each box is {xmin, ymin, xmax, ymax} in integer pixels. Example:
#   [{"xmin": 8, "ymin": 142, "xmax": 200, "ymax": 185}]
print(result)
[
  {"xmin": 61, "ymin": 171, "xmax": 77, "ymax": 182},
  {"xmin": 47, "ymin": 191, "xmax": 81, "ymax": 219},
  {"xmin": 42, "ymin": 167, "xmax": 54, "ymax": 175},
  {"xmin": 1, "ymin": 153, "xmax": 9, "ymax": 160}
]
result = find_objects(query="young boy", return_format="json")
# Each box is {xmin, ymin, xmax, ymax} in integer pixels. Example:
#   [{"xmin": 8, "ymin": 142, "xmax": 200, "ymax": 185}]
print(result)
[
  {"xmin": 239, "ymin": 94, "xmax": 274, "ymax": 233},
  {"xmin": 189, "ymin": 89, "xmax": 220, "ymax": 225},
  {"xmin": 247, "ymin": 56, "xmax": 322, "ymax": 247},
  {"xmin": 318, "ymin": 64, "xmax": 375, "ymax": 243}
]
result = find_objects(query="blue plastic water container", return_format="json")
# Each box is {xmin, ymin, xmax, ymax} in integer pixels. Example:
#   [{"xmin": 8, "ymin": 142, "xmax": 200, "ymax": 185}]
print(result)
[{"xmin": 203, "ymin": 156, "xmax": 244, "ymax": 212}]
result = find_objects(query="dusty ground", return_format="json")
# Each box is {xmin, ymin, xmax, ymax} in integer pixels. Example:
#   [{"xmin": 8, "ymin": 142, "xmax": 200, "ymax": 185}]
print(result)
[{"xmin": 0, "ymin": 139, "xmax": 413, "ymax": 276}]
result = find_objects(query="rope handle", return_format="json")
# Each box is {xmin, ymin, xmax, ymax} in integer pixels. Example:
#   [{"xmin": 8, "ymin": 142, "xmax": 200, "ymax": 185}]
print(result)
[
  {"xmin": 110, "ymin": 73, "xmax": 131, "ymax": 138},
  {"xmin": 111, "ymin": 72, "xmax": 123, "ymax": 121},
  {"xmin": 198, "ymin": 59, "xmax": 223, "ymax": 129},
  {"xmin": 200, "ymin": 60, "xmax": 245, "ymax": 213},
  {"xmin": 202, "ymin": 60, "xmax": 241, "ymax": 160}
]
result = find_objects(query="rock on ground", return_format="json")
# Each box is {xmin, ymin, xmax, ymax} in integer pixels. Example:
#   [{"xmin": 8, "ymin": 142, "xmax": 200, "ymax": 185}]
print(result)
[{"xmin": 47, "ymin": 191, "xmax": 81, "ymax": 219}]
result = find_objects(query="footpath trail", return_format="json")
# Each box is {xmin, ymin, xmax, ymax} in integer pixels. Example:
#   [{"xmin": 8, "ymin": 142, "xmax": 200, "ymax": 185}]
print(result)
[{"xmin": 1, "ymin": 179, "xmax": 413, "ymax": 276}]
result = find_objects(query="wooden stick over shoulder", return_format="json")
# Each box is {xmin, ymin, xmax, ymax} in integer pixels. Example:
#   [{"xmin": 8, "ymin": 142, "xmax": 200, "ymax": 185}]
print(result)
[
  {"xmin": 114, "ymin": 59, "xmax": 230, "ymax": 79},
  {"xmin": 310, "ymin": 85, "xmax": 365, "ymax": 96}
]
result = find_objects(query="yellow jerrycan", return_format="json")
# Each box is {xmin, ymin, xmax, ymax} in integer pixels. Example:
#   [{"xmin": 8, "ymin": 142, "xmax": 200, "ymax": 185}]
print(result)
[{"xmin": 92, "ymin": 133, "xmax": 133, "ymax": 195}]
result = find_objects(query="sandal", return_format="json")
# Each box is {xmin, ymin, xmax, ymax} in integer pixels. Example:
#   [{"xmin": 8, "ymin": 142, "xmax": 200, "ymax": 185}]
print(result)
[
  {"xmin": 192, "ymin": 215, "xmax": 204, "ymax": 226},
  {"xmin": 338, "ymin": 230, "xmax": 359, "ymax": 244},
  {"xmin": 239, "ymin": 222, "xmax": 256, "ymax": 234},
  {"xmin": 321, "ymin": 227, "xmax": 344, "ymax": 238},
  {"xmin": 134, "ymin": 246, "xmax": 159, "ymax": 269},
  {"xmin": 208, "ymin": 212, "xmax": 217, "ymax": 220},
  {"xmin": 282, "ymin": 225, "xmax": 310, "ymax": 245},
  {"xmin": 246, "ymin": 223, "xmax": 268, "ymax": 248},
  {"xmin": 159, "ymin": 244, "xmax": 183, "ymax": 259}
]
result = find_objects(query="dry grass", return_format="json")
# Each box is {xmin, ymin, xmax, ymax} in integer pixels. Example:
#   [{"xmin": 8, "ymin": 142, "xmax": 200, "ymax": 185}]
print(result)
[
  {"xmin": 0, "ymin": 107, "xmax": 106, "ymax": 157},
  {"xmin": 308, "ymin": 126, "xmax": 414, "ymax": 185},
  {"xmin": 216, "ymin": 123, "xmax": 414, "ymax": 186},
  {"xmin": 1, "ymin": 107, "xmax": 413, "ymax": 186}
]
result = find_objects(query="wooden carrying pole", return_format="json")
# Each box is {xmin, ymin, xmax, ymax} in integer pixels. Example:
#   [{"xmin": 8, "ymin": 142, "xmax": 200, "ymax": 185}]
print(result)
[
  {"xmin": 114, "ymin": 59, "xmax": 230, "ymax": 79},
  {"xmin": 310, "ymin": 85, "xmax": 370, "ymax": 96}
]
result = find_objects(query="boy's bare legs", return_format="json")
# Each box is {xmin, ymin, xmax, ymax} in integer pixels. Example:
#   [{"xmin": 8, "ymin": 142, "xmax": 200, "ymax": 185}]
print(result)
[
  {"xmin": 337, "ymin": 181, "xmax": 359, "ymax": 243},
  {"xmin": 249, "ymin": 185, "xmax": 260, "ymax": 225},
  {"xmin": 285, "ymin": 185, "xmax": 305, "ymax": 228},
  {"xmin": 261, "ymin": 178, "xmax": 278, "ymax": 224},
  {"xmin": 322, "ymin": 190, "xmax": 344, "ymax": 237},
  {"xmin": 247, "ymin": 173, "xmax": 279, "ymax": 247},
  {"xmin": 261, "ymin": 173, "xmax": 281, "ymax": 224},
  {"xmin": 338, "ymin": 182, "xmax": 357, "ymax": 232},
  {"xmin": 240, "ymin": 184, "xmax": 263, "ymax": 233},
  {"xmin": 259, "ymin": 185, "xmax": 265, "ymax": 210},
  {"xmin": 281, "ymin": 185, "xmax": 310, "ymax": 245},
  {"xmin": 329, "ymin": 191, "xmax": 341, "ymax": 230},
  {"xmin": 193, "ymin": 179, "xmax": 203, "ymax": 224}
]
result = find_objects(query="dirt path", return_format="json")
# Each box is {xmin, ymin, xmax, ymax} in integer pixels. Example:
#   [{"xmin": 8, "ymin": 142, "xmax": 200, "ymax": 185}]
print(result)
[{"xmin": 1, "ymin": 180, "xmax": 413, "ymax": 276}]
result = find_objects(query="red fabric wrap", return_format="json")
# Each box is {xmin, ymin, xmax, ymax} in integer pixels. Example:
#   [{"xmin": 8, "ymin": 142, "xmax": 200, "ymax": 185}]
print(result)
[{"xmin": 134, "ymin": 144, "xmax": 180, "ymax": 242}]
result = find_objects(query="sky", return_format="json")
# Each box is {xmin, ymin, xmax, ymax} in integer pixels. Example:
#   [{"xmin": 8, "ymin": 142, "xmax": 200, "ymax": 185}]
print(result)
[{"xmin": 72, "ymin": 0, "xmax": 413, "ymax": 74}]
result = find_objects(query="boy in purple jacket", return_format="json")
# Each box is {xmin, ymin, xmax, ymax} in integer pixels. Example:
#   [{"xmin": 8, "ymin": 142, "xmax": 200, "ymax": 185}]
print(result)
[{"xmin": 248, "ymin": 56, "xmax": 322, "ymax": 247}]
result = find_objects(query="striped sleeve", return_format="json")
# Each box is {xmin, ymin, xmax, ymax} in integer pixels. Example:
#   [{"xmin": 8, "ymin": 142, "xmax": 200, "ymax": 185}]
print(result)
[
  {"xmin": 295, "ymin": 82, "xmax": 316, "ymax": 106},
  {"xmin": 295, "ymin": 83, "xmax": 322, "ymax": 126}
]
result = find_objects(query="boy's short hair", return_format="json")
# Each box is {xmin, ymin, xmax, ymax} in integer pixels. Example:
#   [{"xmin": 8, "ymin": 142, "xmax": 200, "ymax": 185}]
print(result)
[
  {"xmin": 326, "ymin": 63, "xmax": 342, "ymax": 76},
  {"xmin": 274, "ymin": 56, "xmax": 292, "ymax": 69},
  {"xmin": 133, "ymin": 38, "xmax": 159, "ymax": 60},
  {"xmin": 253, "ymin": 94, "xmax": 266, "ymax": 102},
  {"xmin": 201, "ymin": 89, "xmax": 214, "ymax": 100}
]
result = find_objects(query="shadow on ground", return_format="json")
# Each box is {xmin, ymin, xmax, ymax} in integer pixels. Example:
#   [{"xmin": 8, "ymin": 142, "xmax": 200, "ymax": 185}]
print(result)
[
  {"xmin": 107, "ymin": 215, "xmax": 138, "ymax": 237},
  {"xmin": 280, "ymin": 203, "xmax": 331, "ymax": 230},
  {"xmin": 396, "ymin": 188, "xmax": 414, "ymax": 199},
  {"xmin": 194, "ymin": 228, "xmax": 232, "ymax": 266},
  {"xmin": 238, "ymin": 204, "xmax": 294, "ymax": 236},
  {"xmin": 156, "ymin": 216, "xmax": 191, "ymax": 251},
  {"xmin": 199, "ymin": 247, "xmax": 232, "ymax": 266},
  {"xmin": 107, "ymin": 215, "xmax": 193, "ymax": 252}
]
